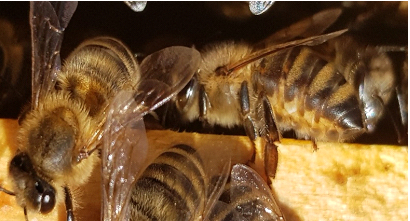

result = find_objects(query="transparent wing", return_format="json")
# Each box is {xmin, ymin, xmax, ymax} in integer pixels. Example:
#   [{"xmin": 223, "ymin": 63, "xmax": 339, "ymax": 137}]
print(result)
[
  {"xmin": 230, "ymin": 164, "xmax": 284, "ymax": 220},
  {"xmin": 30, "ymin": 1, "xmax": 77, "ymax": 108},
  {"xmin": 102, "ymin": 91, "xmax": 149, "ymax": 221},
  {"xmin": 101, "ymin": 46, "xmax": 201, "ymax": 221},
  {"xmin": 202, "ymin": 157, "xmax": 231, "ymax": 221},
  {"xmin": 134, "ymin": 46, "xmax": 201, "ymax": 114},
  {"xmin": 208, "ymin": 164, "xmax": 285, "ymax": 221},
  {"xmin": 227, "ymin": 29, "xmax": 347, "ymax": 72},
  {"xmin": 256, "ymin": 8, "xmax": 342, "ymax": 49}
]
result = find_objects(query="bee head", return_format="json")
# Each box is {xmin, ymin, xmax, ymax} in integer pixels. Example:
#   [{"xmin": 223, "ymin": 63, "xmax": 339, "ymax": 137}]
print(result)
[{"xmin": 8, "ymin": 152, "xmax": 56, "ymax": 214}]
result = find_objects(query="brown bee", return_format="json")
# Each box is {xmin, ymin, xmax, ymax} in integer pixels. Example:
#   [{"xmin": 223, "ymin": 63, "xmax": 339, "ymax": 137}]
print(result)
[
  {"xmin": 0, "ymin": 2, "xmax": 200, "ymax": 220},
  {"xmin": 159, "ymin": 7, "xmax": 407, "ymax": 179}
]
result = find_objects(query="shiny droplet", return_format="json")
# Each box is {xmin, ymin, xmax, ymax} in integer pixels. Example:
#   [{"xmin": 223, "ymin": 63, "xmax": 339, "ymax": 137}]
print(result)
[
  {"xmin": 124, "ymin": 1, "xmax": 147, "ymax": 12},
  {"xmin": 249, "ymin": 1, "xmax": 274, "ymax": 15}
]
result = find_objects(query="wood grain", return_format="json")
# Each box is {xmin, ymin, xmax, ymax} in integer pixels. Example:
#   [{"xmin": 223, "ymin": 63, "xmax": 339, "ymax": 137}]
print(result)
[{"xmin": 0, "ymin": 119, "xmax": 407, "ymax": 220}]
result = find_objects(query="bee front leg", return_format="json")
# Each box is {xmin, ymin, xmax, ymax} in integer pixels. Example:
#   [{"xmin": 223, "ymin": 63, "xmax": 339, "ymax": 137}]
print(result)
[
  {"xmin": 198, "ymin": 84, "xmax": 211, "ymax": 129},
  {"xmin": 240, "ymin": 81, "xmax": 258, "ymax": 141},
  {"xmin": 64, "ymin": 187, "xmax": 75, "ymax": 221}
]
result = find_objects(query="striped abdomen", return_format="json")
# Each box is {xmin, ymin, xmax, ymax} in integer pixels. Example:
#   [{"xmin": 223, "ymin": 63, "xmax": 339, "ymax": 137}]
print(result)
[
  {"xmin": 128, "ymin": 144, "xmax": 283, "ymax": 221},
  {"xmin": 129, "ymin": 144, "xmax": 208, "ymax": 221},
  {"xmin": 253, "ymin": 46, "xmax": 365, "ymax": 142}
]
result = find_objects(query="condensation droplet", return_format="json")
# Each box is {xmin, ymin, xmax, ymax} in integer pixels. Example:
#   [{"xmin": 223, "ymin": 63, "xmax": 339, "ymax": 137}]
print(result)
[
  {"xmin": 249, "ymin": 1, "xmax": 274, "ymax": 15},
  {"xmin": 124, "ymin": 1, "xmax": 147, "ymax": 12}
]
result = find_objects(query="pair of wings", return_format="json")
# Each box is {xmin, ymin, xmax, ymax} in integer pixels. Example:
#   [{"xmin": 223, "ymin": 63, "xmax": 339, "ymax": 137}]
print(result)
[
  {"xmin": 30, "ymin": 2, "xmax": 347, "ymax": 220},
  {"xmin": 30, "ymin": 2, "xmax": 201, "ymax": 220},
  {"xmin": 206, "ymin": 163, "xmax": 285, "ymax": 221}
]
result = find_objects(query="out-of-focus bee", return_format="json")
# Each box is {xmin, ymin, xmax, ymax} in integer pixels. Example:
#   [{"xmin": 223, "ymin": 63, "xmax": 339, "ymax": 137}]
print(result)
[
  {"xmin": 158, "ymin": 7, "xmax": 407, "ymax": 179},
  {"xmin": 319, "ymin": 34, "xmax": 408, "ymax": 142},
  {"xmin": 111, "ymin": 141, "xmax": 285, "ymax": 221},
  {"xmin": 0, "ymin": 18, "xmax": 29, "ymax": 118},
  {"xmin": 0, "ymin": 1, "xmax": 200, "ymax": 220}
]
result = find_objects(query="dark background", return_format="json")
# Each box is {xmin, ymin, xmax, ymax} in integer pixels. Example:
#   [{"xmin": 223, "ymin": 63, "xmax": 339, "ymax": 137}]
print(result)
[{"xmin": 0, "ymin": 2, "xmax": 407, "ymax": 144}]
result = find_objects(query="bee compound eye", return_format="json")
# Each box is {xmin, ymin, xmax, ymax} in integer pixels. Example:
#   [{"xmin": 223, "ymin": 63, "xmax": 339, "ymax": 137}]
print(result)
[
  {"xmin": 40, "ymin": 188, "xmax": 55, "ymax": 213},
  {"xmin": 34, "ymin": 180, "xmax": 56, "ymax": 214},
  {"xmin": 10, "ymin": 152, "xmax": 32, "ymax": 174}
]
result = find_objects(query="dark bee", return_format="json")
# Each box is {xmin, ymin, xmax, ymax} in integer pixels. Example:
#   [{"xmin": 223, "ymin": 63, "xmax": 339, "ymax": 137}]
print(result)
[{"xmin": 159, "ymin": 7, "xmax": 407, "ymax": 179}]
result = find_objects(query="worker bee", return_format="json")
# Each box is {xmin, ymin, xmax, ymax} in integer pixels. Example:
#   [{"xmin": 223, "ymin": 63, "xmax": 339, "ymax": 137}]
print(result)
[
  {"xmin": 158, "ymin": 7, "xmax": 407, "ymax": 179},
  {"xmin": 0, "ymin": 18, "xmax": 29, "ymax": 119},
  {"xmin": 0, "ymin": 1, "xmax": 200, "ymax": 220},
  {"xmin": 102, "ymin": 137, "xmax": 285, "ymax": 221}
]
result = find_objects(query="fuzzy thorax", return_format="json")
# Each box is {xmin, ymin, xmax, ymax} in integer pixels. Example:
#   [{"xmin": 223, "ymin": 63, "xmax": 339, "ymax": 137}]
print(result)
[{"xmin": 17, "ymin": 90, "xmax": 99, "ymax": 188}]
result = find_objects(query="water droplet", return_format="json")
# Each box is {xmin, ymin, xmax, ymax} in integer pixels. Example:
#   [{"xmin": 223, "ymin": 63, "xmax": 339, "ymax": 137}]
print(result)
[
  {"xmin": 124, "ymin": 1, "xmax": 147, "ymax": 12},
  {"xmin": 249, "ymin": 1, "xmax": 274, "ymax": 15}
]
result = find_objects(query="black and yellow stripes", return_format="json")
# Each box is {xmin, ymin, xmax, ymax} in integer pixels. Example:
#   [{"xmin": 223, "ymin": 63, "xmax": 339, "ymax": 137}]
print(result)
[
  {"xmin": 255, "ymin": 46, "xmax": 364, "ymax": 141},
  {"xmin": 129, "ymin": 144, "xmax": 208, "ymax": 221}
]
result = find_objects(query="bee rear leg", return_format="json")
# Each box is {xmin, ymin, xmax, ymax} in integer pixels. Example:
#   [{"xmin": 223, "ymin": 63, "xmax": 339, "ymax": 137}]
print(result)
[
  {"xmin": 64, "ymin": 187, "xmax": 75, "ymax": 221},
  {"xmin": 24, "ymin": 207, "xmax": 28, "ymax": 221},
  {"xmin": 240, "ymin": 79, "xmax": 280, "ymax": 182},
  {"xmin": 259, "ymin": 94, "xmax": 280, "ymax": 181},
  {"xmin": 388, "ymin": 88, "xmax": 407, "ymax": 144}
]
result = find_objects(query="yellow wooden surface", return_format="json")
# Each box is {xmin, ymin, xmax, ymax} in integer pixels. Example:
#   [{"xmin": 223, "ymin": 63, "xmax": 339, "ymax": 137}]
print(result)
[
  {"xmin": 0, "ymin": 119, "xmax": 407, "ymax": 220},
  {"xmin": 272, "ymin": 139, "xmax": 408, "ymax": 221}
]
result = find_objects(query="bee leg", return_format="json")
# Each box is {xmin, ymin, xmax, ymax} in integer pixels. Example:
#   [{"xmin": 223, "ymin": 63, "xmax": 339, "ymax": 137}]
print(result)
[
  {"xmin": 373, "ymin": 93, "xmax": 406, "ymax": 144},
  {"xmin": 0, "ymin": 185, "xmax": 15, "ymax": 195},
  {"xmin": 386, "ymin": 100, "xmax": 405, "ymax": 144},
  {"xmin": 198, "ymin": 84, "xmax": 211, "ymax": 129},
  {"xmin": 389, "ymin": 88, "xmax": 407, "ymax": 144},
  {"xmin": 260, "ymin": 94, "xmax": 280, "ymax": 181},
  {"xmin": 396, "ymin": 86, "xmax": 408, "ymax": 128},
  {"xmin": 240, "ymin": 81, "xmax": 279, "ymax": 181},
  {"xmin": 24, "ymin": 207, "xmax": 28, "ymax": 221},
  {"xmin": 64, "ymin": 187, "xmax": 75, "ymax": 221},
  {"xmin": 311, "ymin": 139, "xmax": 318, "ymax": 152},
  {"xmin": 240, "ymin": 81, "xmax": 257, "ymax": 140}
]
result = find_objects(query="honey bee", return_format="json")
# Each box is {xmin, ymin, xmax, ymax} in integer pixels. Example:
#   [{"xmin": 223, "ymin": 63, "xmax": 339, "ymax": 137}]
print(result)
[
  {"xmin": 0, "ymin": 18, "xmax": 28, "ymax": 118},
  {"xmin": 158, "ymin": 7, "xmax": 407, "ymax": 179},
  {"xmin": 0, "ymin": 1, "xmax": 200, "ymax": 220},
  {"xmin": 103, "ymin": 139, "xmax": 285, "ymax": 221},
  {"xmin": 323, "ymin": 35, "xmax": 407, "ymax": 135}
]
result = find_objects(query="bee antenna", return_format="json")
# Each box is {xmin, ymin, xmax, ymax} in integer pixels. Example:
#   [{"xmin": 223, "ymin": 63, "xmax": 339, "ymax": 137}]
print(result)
[
  {"xmin": 24, "ymin": 207, "xmax": 29, "ymax": 221},
  {"xmin": 0, "ymin": 186, "xmax": 28, "ymax": 220},
  {"xmin": 0, "ymin": 185, "xmax": 15, "ymax": 196},
  {"xmin": 375, "ymin": 45, "xmax": 408, "ymax": 53}
]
